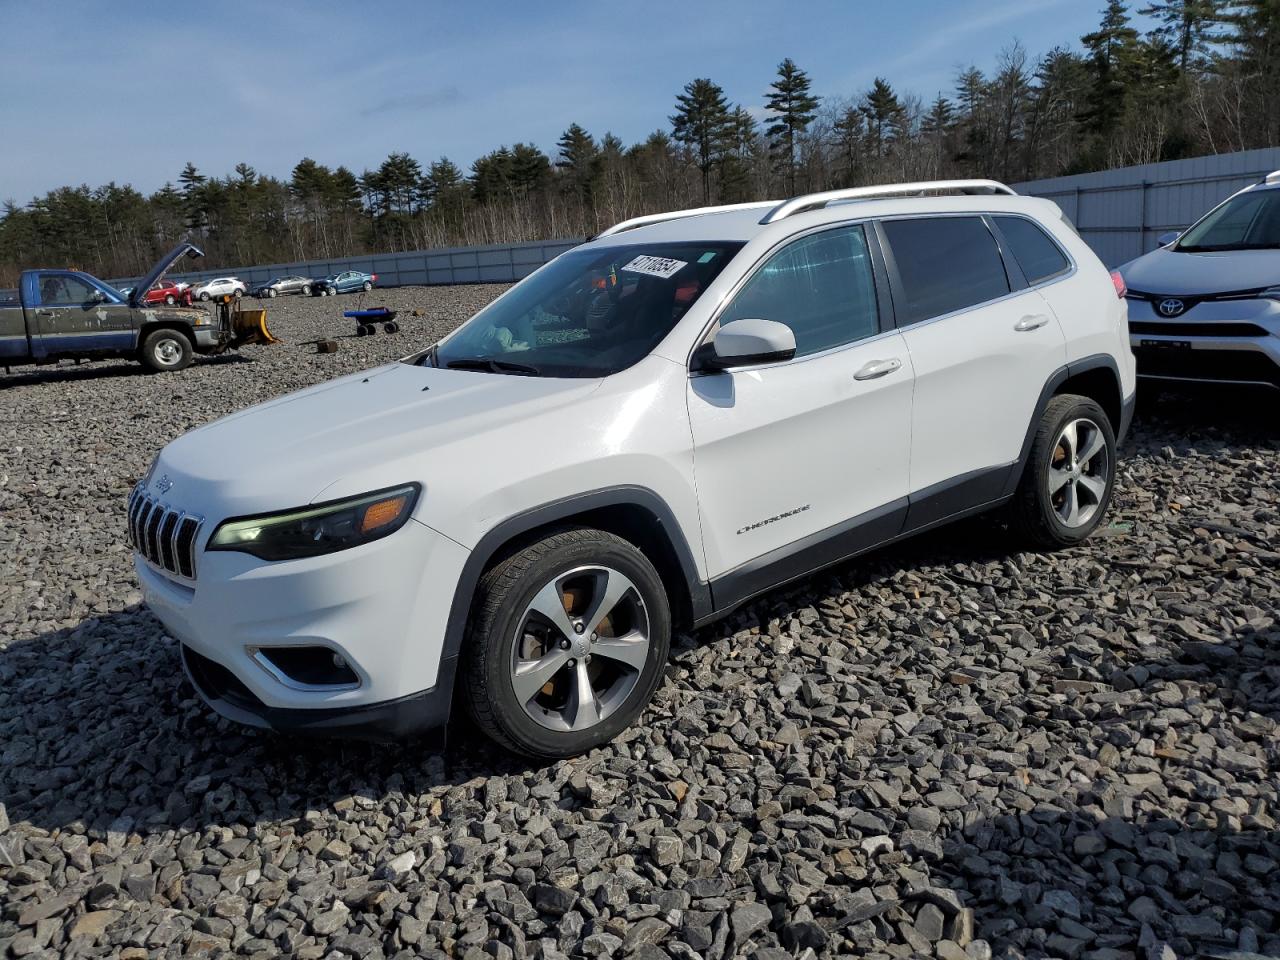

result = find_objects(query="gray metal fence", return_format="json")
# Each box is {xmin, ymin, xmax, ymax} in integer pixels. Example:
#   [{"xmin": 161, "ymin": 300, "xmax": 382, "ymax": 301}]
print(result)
[
  {"xmin": 1013, "ymin": 146, "xmax": 1280, "ymax": 267},
  {"xmin": 117, "ymin": 238, "xmax": 583, "ymax": 291}
]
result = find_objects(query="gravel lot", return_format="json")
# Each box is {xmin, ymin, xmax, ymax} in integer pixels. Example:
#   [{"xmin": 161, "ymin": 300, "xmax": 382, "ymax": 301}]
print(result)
[{"xmin": 1, "ymin": 285, "xmax": 1277, "ymax": 960}]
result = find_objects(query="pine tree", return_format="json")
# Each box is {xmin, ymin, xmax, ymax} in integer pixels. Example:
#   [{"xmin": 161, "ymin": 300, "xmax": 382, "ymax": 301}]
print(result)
[
  {"xmin": 1140, "ymin": 0, "xmax": 1220, "ymax": 72},
  {"xmin": 861, "ymin": 78, "xmax": 903, "ymax": 158},
  {"xmin": 831, "ymin": 106, "xmax": 865, "ymax": 186},
  {"xmin": 764, "ymin": 58, "xmax": 820, "ymax": 195},
  {"xmin": 670, "ymin": 78, "xmax": 732, "ymax": 203},
  {"xmin": 1081, "ymin": 0, "xmax": 1142, "ymax": 138},
  {"xmin": 556, "ymin": 124, "xmax": 599, "ymax": 204}
]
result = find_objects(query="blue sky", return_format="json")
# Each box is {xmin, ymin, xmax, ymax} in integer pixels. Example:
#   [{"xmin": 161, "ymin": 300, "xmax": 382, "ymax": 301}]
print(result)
[{"xmin": 0, "ymin": 0, "xmax": 1153, "ymax": 203}]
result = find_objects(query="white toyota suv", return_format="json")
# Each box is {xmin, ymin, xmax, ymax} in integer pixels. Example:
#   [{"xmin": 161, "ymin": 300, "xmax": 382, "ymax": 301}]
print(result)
[{"xmin": 130, "ymin": 180, "xmax": 1136, "ymax": 758}]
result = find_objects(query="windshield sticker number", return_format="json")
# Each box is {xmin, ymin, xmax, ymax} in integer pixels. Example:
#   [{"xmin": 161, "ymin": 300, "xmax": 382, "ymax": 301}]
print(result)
[{"xmin": 621, "ymin": 255, "xmax": 688, "ymax": 279}]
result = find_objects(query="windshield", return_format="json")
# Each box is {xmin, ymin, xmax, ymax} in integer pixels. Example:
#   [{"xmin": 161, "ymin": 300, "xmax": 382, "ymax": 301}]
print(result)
[
  {"xmin": 428, "ymin": 241, "xmax": 743, "ymax": 377},
  {"xmin": 1177, "ymin": 188, "xmax": 1280, "ymax": 252}
]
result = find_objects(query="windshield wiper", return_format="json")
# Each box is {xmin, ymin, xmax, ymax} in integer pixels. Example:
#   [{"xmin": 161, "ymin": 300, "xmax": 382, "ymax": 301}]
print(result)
[{"xmin": 444, "ymin": 356, "xmax": 541, "ymax": 376}]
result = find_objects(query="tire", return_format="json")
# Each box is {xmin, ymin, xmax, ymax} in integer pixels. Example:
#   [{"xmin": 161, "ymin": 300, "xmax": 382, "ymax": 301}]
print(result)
[
  {"xmin": 363, "ymin": 281, "xmax": 372, "ymax": 292},
  {"xmin": 384, "ymin": 322, "xmax": 398, "ymax": 334},
  {"xmin": 302, "ymin": 285, "xmax": 311, "ymax": 296},
  {"xmin": 268, "ymin": 288, "xmax": 277, "ymax": 298},
  {"xmin": 139, "ymin": 328, "xmax": 193, "ymax": 373},
  {"xmin": 329, "ymin": 287, "xmax": 338, "ymax": 296},
  {"xmin": 234, "ymin": 289, "xmax": 243, "ymax": 299},
  {"xmin": 164, "ymin": 294, "xmax": 176, "ymax": 305},
  {"xmin": 463, "ymin": 527, "xmax": 671, "ymax": 758},
  {"xmin": 1009, "ymin": 393, "xmax": 1116, "ymax": 548},
  {"xmin": 199, "ymin": 291, "xmax": 210, "ymax": 301}
]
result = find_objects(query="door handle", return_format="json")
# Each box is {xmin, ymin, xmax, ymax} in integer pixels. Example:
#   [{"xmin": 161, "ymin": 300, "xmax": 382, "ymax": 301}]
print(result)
[
  {"xmin": 853, "ymin": 357, "xmax": 902, "ymax": 380},
  {"xmin": 35, "ymin": 308, "xmax": 55, "ymax": 318},
  {"xmin": 1014, "ymin": 314, "xmax": 1050, "ymax": 332}
]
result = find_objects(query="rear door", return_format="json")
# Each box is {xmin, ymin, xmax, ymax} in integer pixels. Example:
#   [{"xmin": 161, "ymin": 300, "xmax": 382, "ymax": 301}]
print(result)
[
  {"xmin": 877, "ymin": 215, "xmax": 1068, "ymax": 528},
  {"xmin": 687, "ymin": 223, "xmax": 914, "ymax": 599},
  {"xmin": 29, "ymin": 271, "xmax": 135, "ymax": 357}
]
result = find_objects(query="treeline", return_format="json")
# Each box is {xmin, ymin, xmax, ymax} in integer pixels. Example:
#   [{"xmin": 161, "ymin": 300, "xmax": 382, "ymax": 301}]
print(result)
[{"xmin": 1, "ymin": 0, "xmax": 1276, "ymax": 284}]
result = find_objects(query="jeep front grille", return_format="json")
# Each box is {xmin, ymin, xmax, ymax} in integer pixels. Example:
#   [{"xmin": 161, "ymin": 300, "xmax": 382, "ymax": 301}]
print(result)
[{"xmin": 127, "ymin": 484, "xmax": 202, "ymax": 579}]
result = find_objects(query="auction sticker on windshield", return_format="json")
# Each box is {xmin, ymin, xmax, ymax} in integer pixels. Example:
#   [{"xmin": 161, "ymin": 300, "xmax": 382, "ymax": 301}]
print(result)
[{"xmin": 621, "ymin": 255, "xmax": 688, "ymax": 279}]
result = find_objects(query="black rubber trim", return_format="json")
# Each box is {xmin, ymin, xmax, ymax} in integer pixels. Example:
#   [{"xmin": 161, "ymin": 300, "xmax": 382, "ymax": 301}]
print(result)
[
  {"xmin": 903, "ymin": 464, "xmax": 1012, "ymax": 533},
  {"xmin": 441, "ymin": 485, "xmax": 711, "ymax": 665},
  {"xmin": 1118, "ymin": 391, "xmax": 1135, "ymax": 445},
  {"xmin": 708, "ymin": 497, "xmax": 909, "ymax": 616},
  {"xmin": 182, "ymin": 644, "xmax": 451, "ymax": 740}
]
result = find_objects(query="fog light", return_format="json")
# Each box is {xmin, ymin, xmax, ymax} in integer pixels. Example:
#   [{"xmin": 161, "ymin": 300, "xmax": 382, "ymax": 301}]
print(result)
[{"xmin": 251, "ymin": 646, "xmax": 359, "ymax": 689}]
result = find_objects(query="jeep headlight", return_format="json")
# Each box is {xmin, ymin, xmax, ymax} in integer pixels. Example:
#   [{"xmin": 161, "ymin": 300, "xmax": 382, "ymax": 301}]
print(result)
[{"xmin": 208, "ymin": 484, "xmax": 420, "ymax": 561}]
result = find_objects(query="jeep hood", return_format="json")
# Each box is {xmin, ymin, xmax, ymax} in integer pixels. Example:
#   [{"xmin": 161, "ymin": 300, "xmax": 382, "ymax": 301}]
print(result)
[
  {"xmin": 129, "ymin": 241, "xmax": 204, "ymax": 307},
  {"xmin": 1119, "ymin": 246, "xmax": 1280, "ymax": 296},
  {"xmin": 155, "ymin": 362, "xmax": 601, "ymax": 516}
]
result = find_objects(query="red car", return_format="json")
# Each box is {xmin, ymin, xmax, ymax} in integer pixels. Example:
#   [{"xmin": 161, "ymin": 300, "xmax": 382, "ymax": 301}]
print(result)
[{"xmin": 143, "ymin": 281, "xmax": 192, "ymax": 306}]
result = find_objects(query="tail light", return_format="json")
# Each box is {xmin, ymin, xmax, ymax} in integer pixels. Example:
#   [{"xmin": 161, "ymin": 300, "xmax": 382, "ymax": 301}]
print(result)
[
  {"xmin": 371, "ymin": 274, "xmax": 377, "ymax": 281},
  {"xmin": 1110, "ymin": 270, "xmax": 1127, "ymax": 299}
]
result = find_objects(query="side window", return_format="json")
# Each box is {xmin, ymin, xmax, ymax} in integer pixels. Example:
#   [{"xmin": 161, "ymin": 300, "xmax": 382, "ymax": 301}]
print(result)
[
  {"xmin": 38, "ymin": 274, "xmax": 96, "ymax": 306},
  {"xmin": 995, "ymin": 216, "xmax": 1070, "ymax": 284},
  {"xmin": 881, "ymin": 217, "xmax": 1011, "ymax": 325},
  {"xmin": 719, "ymin": 224, "xmax": 879, "ymax": 358}
]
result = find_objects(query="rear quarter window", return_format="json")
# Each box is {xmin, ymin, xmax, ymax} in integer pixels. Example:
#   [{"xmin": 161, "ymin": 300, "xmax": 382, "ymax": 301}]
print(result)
[
  {"xmin": 881, "ymin": 217, "xmax": 1011, "ymax": 325},
  {"xmin": 995, "ymin": 216, "xmax": 1070, "ymax": 283}
]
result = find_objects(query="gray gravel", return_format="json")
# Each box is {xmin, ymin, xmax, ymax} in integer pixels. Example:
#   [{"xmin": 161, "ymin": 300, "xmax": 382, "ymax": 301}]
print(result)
[{"xmin": 1, "ymin": 286, "xmax": 1278, "ymax": 960}]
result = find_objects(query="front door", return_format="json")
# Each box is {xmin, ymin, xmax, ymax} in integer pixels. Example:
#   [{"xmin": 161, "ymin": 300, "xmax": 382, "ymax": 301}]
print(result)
[
  {"xmin": 30, "ymin": 271, "xmax": 135, "ymax": 357},
  {"xmin": 686, "ymin": 224, "xmax": 914, "ymax": 604}
]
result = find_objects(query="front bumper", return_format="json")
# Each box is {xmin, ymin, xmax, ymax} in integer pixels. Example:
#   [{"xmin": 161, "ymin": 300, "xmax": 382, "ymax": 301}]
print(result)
[
  {"xmin": 181, "ymin": 644, "xmax": 454, "ymax": 739},
  {"xmin": 1126, "ymin": 296, "xmax": 1280, "ymax": 389},
  {"xmin": 137, "ymin": 516, "xmax": 471, "ymax": 736}
]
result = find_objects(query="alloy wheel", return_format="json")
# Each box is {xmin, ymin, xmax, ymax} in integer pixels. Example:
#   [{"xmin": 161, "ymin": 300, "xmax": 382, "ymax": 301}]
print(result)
[
  {"xmin": 1048, "ymin": 417, "xmax": 1110, "ymax": 528},
  {"xmin": 510, "ymin": 565, "xmax": 650, "ymax": 732}
]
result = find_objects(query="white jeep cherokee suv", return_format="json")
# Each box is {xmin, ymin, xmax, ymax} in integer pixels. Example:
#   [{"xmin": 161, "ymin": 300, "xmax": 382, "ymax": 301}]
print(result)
[{"xmin": 130, "ymin": 179, "xmax": 1136, "ymax": 758}]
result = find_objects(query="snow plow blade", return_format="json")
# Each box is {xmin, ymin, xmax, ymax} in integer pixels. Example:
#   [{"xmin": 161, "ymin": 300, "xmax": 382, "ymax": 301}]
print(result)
[{"xmin": 230, "ymin": 308, "xmax": 280, "ymax": 346}]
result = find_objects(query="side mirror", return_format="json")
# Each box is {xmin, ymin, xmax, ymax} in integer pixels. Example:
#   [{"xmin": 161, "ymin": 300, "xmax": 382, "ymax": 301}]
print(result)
[
  {"xmin": 1157, "ymin": 230, "xmax": 1181, "ymax": 247},
  {"xmin": 694, "ymin": 318, "xmax": 797, "ymax": 372},
  {"xmin": 90, "ymin": 289, "xmax": 107, "ymax": 303}
]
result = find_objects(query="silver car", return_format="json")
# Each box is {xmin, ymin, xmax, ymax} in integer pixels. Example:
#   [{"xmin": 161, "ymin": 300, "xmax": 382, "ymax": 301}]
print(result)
[
  {"xmin": 1119, "ymin": 171, "xmax": 1280, "ymax": 389},
  {"xmin": 255, "ymin": 275, "xmax": 314, "ymax": 298}
]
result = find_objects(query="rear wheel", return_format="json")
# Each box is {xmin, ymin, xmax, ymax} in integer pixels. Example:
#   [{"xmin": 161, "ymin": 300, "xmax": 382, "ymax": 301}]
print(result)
[
  {"xmin": 268, "ymin": 288, "xmax": 277, "ymax": 298},
  {"xmin": 164, "ymin": 294, "xmax": 176, "ymax": 305},
  {"xmin": 363, "ymin": 281, "xmax": 372, "ymax": 291},
  {"xmin": 463, "ymin": 528, "xmax": 671, "ymax": 758},
  {"xmin": 139, "ymin": 328, "xmax": 193, "ymax": 373},
  {"xmin": 1010, "ymin": 394, "xmax": 1116, "ymax": 547},
  {"xmin": 302, "ymin": 284, "xmax": 311, "ymax": 296},
  {"xmin": 233, "ymin": 289, "xmax": 243, "ymax": 299},
  {"xmin": 199, "ymin": 291, "xmax": 210, "ymax": 301}
]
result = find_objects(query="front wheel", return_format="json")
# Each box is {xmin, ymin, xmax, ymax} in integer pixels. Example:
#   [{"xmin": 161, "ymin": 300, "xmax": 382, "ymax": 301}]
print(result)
[
  {"xmin": 164, "ymin": 294, "xmax": 176, "ymax": 305},
  {"xmin": 199, "ymin": 291, "xmax": 210, "ymax": 301},
  {"xmin": 1010, "ymin": 394, "xmax": 1116, "ymax": 548},
  {"xmin": 301, "ymin": 285, "xmax": 311, "ymax": 296},
  {"xmin": 268, "ymin": 288, "xmax": 277, "ymax": 298},
  {"xmin": 139, "ymin": 328, "xmax": 193, "ymax": 373},
  {"xmin": 463, "ymin": 528, "xmax": 671, "ymax": 758}
]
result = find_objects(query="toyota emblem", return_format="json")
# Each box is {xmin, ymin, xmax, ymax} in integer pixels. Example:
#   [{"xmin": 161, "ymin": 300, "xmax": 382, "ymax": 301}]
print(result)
[
  {"xmin": 154, "ymin": 474, "xmax": 173, "ymax": 495},
  {"xmin": 1157, "ymin": 298, "xmax": 1186, "ymax": 317}
]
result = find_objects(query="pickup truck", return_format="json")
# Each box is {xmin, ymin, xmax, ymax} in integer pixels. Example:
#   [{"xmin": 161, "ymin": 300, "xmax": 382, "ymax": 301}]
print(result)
[{"xmin": 0, "ymin": 243, "xmax": 225, "ymax": 373}]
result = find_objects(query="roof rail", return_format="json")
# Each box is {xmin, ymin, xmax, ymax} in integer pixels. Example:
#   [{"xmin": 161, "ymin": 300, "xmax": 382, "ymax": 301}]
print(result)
[
  {"xmin": 594, "ymin": 200, "xmax": 778, "ymax": 239},
  {"xmin": 759, "ymin": 179, "xmax": 1018, "ymax": 225}
]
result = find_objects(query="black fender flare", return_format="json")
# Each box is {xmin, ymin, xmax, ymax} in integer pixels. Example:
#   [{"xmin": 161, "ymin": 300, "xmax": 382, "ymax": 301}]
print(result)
[
  {"xmin": 1002, "ymin": 353, "xmax": 1128, "ymax": 499},
  {"xmin": 432, "ymin": 485, "xmax": 709, "ymax": 710}
]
